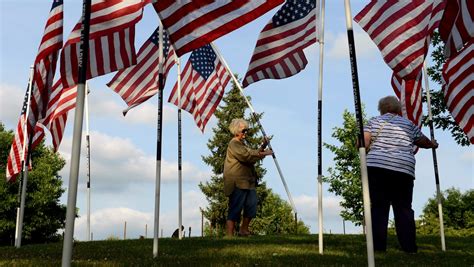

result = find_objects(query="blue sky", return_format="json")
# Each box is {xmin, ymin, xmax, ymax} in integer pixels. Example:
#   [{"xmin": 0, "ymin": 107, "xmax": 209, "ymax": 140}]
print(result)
[{"xmin": 0, "ymin": 1, "xmax": 472, "ymax": 241}]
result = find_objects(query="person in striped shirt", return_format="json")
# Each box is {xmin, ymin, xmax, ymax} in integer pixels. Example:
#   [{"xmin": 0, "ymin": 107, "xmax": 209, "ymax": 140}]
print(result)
[{"xmin": 364, "ymin": 96, "xmax": 438, "ymax": 253}]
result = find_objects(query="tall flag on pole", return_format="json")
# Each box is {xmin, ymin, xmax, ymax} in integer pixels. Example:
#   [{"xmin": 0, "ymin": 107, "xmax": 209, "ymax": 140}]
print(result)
[
  {"xmin": 391, "ymin": 72, "xmax": 424, "ymax": 127},
  {"xmin": 107, "ymin": 27, "xmax": 176, "ymax": 114},
  {"xmin": 60, "ymin": 0, "xmax": 147, "ymax": 88},
  {"xmin": 6, "ymin": 0, "xmax": 63, "ymax": 182},
  {"xmin": 153, "ymin": 0, "xmax": 284, "ymax": 56},
  {"xmin": 29, "ymin": 0, "xmax": 64, "ymax": 126},
  {"xmin": 168, "ymin": 44, "xmax": 230, "ymax": 132},
  {"xmin": 441, "ymin": 40, "xmax": 474, "ymax": 144},
  {"xmin": 354, "ymin": 0, "xmax": 446, "ymax": 79},
  {"xmin": 439, "ymin": 0, "xmax": 474, "ymax": 57},
  {"xmin": 243, "ymin": 0, "xmax": 319, "ymax": 87}
]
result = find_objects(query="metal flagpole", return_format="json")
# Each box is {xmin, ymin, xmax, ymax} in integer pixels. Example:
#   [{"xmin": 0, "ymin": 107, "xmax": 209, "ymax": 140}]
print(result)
[
  {"xmin": 210, "ymin": 43, "xmax": 297, "ymax": 215},
  {"xmin": 422, "ymin": 63, "xmax": 446, "ymax": 251},
  {"xmin": 343, "ymin": 1, "xmax": 374, "ymax": 266},
  {"xmin": 176, "ymin": 55, "xmax": 183, "ymax": 240},
  {"xmin": 153, "ymin": 22, "xmax": 164, "ymax": 258},
  {"xmin": 85, "ymin": 82, "xmax": 91, "ymax": 241},
  {"xmin": 61, "ymin": 0, "xmax": 91, "ymax": 265},
  {"xmin": 15, "ymin": 65, "xmax": 35, "ymax": 248},
  {"xmin": 317, "ymin": 0, "xmax": 325, "ymax": 255}
]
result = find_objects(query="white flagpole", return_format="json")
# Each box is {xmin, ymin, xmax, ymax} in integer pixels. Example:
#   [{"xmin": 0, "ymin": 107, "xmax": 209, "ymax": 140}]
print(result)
[
  {"xmin": 85, "ymin": 82, "xmax": 91, "ymax": 241},
  {"xmin": 176, "ymin": 55, "xmax": 183, "ymax": 240},
  {"xmin": 422, "ymin": 62, "xmax": 446, "ymax": 251},
  {"xmin": 343, "ymin": 1, "xmax": 375, "ymax": 266},
  {"xmin": 153, "ymin": 22, "xmax": 164, "ymax": 258},
  {"xmin": 210, "ymin": 43, "xmax": 297, "ymax": 215},
  {"xmin": 15, "ymin": 65, "xmax": 34, "ymax": 248},
  {"xmin": 62, "ymin": 0, "xmax": 91, "ymax": 265},
  {"xmin": 317, "ymin": 0, "xmax": 325, "ymax": 255}
]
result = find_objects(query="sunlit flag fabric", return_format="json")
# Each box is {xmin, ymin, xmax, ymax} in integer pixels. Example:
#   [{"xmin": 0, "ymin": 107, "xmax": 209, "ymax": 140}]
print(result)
[
  {"xmin": 153, "ymin": 0, "xmax": 284, "ymax": 56},
  {"xmin": 60, "ymin": 0, "xmax": 147, "ymax": 88},
  {"xmin": 441, "ymin": 40, "xmax": 474, "ymax": 144},
  {"xmin": 354, "ymin": 0, "xmax": 446, "ymax": 79},
  {"xmin": 107, "ymin": 27, "xmax": 176, "ymax": 114},
  {"xmin": 243, "ymin": 0, "xmax": 318, "ymax": 88},
  {"xmin": 391, "ymin": 72, "xmax": 423, "ymax": 127},
  {"xmin": 438, "ymin": 0, "xmax": 474, "ymax": 58},
  {"xmin": 38, "ymin": 80, "xmax": 76, "ymax": 151},
  {"xmin": 168, "ymin": 44, "xmax": 230, "ymax": 132},
  {"xmin": 6, "ymin": 0, "xmax": 62, "ymax": 182}
]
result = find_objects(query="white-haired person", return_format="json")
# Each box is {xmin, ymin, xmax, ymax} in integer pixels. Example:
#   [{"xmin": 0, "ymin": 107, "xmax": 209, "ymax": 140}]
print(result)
[
  {"xmin": 364, "ymin": 96, "xmax": 438, "ymax": 253},
  {"xmin": 224, "ymin": 118, "xmax": 273, "ymax": 237}
]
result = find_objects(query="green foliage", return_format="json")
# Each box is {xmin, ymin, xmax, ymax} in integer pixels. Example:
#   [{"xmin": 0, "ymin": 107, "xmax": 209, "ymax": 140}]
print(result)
[
  {"xmin": 425, "ymin": 32, "xmax": 470, "ymax": 146},
  {"xmin": 199, "ymin": 77, "xmax": 308, "ymax": 235},
  {"xmin": 0, "ymin": 122, "xmax": 66, "ymax": 245},
  {"xmin": 418, "ymin": 188, "xmax": 474, "ymax": 236},
  {"xmin": 323, "ymin": 109, "xmax": 367, "ymax": 226}
]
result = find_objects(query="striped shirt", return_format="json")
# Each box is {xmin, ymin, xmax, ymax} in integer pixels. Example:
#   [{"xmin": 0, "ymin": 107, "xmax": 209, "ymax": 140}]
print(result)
[{"xmin": 364, "ymin": 113, "xmax": 423, "ymax": 178}]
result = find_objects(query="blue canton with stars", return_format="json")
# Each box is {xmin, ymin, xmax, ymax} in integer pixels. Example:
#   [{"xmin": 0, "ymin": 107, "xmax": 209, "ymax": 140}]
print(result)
[
  {"xmin": 272, "ymin": 0, "xmax": 316, "ymax": 27},
  {"xmin": 190, "ymin": 44, "xmax": 216, "ymax": 80},
  {"xmin": 150, "ymin": 27, "xmax": 171, "ymax": 57},
  {"xmin": 51, "ymin": 0, "xmax": 63, "ymax": 10}
]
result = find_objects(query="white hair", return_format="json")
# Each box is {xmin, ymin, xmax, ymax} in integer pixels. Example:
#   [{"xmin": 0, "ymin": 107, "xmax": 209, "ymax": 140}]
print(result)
[
  {"xmin": 229, "ymin": 118, "xmax": 248, "ymax": 135},
  {"xmin": 378, "ymin": 96, "xmax": 401, "ymax": 115}
]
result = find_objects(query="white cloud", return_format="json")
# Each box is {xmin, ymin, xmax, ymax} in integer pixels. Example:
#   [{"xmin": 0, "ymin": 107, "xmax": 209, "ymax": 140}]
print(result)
[
  {"xmin": 87, "ymin": 89, "xmax": 176, "ymax": 126},
  {"xmin": 59, "ymin": 131, "xmax": 211, "ymax": 192},
  {"xmin": 460, "ymin": 150, "xmax": 474, "ymax": 163},
  {"xmin": 0, "ymin": 83, "xmax": 24, "ymax": 127},
  {"xmin": 326, "ymin": 31, "xmax": 378, "ymax": 60},
  {"xmin": 74, "ymin": 190, "xmax": 208, "ymax": 240}
]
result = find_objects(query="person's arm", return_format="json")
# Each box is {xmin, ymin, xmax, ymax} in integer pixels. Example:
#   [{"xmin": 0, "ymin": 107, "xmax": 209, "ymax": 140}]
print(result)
[
  {"xmin": 414, "ymin": 135, "xmax": 438, "ymax": 149},
  {"xmin": 363, "ymin": 131, "xmax": 372, "ymax": 150},
  {"xmin": 230, "ymin": 141, "xmax": 268, "ymax": 163}
]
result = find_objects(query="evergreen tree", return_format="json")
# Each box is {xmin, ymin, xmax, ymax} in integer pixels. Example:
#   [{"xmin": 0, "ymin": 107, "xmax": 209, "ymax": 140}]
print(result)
[
  {"xmin": 425, "ymin": 32, "xmax": 470, "ymax": 146},
  {"xmin": 0, "ymin": 122, "xmax": 66, "ymax": 245},
  {"xmin": 323, "ymin": 109, "xmax": 367, "ymax": 226},
  {"xmin": 199, "ymin": 77, "xmax": 309, "ymax": 235}
]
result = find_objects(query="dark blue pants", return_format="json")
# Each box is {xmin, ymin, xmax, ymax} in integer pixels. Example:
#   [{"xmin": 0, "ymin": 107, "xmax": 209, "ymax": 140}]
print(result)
[{"xmin": 368, "ymin": 167, "xmax": 417, "ymax": 253}]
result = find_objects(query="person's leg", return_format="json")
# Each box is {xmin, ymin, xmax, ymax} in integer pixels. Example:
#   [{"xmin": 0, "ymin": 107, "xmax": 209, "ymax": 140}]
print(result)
[
  {"xmin": 368, "ymin": 167, "xmax": 391, "ymax": 252},
  {"xmin": 392, "ymin": 173, "xmax": 417, "ymax": 253},
  {"xmin": 241, "ymin": 189, "xmax": 257, "ymax": 235},
  {"xmin": 226, "ymin": 188, "xmax": 246, "ymax": 237}
]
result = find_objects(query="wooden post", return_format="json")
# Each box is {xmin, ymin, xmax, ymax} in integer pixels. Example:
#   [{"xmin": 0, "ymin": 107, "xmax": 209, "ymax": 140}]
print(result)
[
  {"xmin": 145, "ymin": 224, "xmax": 148, "ymax": 238},
  {"xmin": 124, "ymin": 221, "xmax": 127, "ymax": 240}
]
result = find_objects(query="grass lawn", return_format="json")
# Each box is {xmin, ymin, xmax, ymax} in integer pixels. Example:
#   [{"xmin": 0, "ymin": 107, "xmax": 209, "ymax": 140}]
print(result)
[{"xmin": 1, "ymin": 234, "xmax": 473, "ymax": 266}]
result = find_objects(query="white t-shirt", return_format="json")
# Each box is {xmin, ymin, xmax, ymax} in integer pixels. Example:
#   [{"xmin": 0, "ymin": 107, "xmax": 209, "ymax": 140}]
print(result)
[{"xmin": 364, "ymin": 113, "xmax": 423, "ymax": 178}]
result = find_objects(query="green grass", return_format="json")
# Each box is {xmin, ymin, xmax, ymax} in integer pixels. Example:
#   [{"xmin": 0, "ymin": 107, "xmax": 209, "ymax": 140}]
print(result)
[{"xmin": 1, "ymin": 234, "xmax": 473, "ymax": 266}]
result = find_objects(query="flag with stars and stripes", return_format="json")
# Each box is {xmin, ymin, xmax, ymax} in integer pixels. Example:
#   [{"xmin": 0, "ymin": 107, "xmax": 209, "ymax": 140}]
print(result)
[
  {"xmin": 59, "ymin": 0, "xmax": 147, "ymax": 89},
  {"xmin": 107, "ymin": 27, "xmax": 176, "ymax": 114},
  {"xmin": 168, "ymin": 44, "xmax": 231, "ymax": 132},
  {"xmin": 153, "ymin": 0, "xmax": 284, "ymax": 56},
  {"xmin": 243, "ymin": 0, "xmax": 319, "ymax": 88},
  {"xmin": 6, "ymin": 0, "xmax": 62, "ymax": 182},
  {"xmin": 354, "ymin": 0, "xmax": 446, "ymax": 79}
]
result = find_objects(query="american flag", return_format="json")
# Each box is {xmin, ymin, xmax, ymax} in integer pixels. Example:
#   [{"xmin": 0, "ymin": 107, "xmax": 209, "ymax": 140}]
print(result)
[
  {"xmin": 168, "ymin": 44, "xmax": 230, "ymax": 131},
  {"xmin": 108, "ymin": 27, "xmax": 176, "ymax": 114},
  {"xmin": 243, "ymin": 0, "xmax": 319, "ymax": 88},
  {"xmin": 153, "ymin": 0, "xmax": 284, "ymax": 56},
  {"xmin": 441, "ymin": 41, "xmax": 474, "ymax": 144},
  {"xmin": 439, "ymin": 0, "xmax": 474, "ymax": 58},
  {"xmin": 391, "ymin": 72, "xmax": 423, "ymax": 127},
  {"xmin": 38, "ymin": 81, "xmax": 76, "ymax": 151},
  {"xmin": 60, "ymin": 0, "xmax": 147, "ymax": 88},
  {"xmin": 6, "ymin": 0, "xmax": 63, "ymax": 182},
  {"xmin": 354, "ymin": 0, "xmax": 446, "ymax": 79}
]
